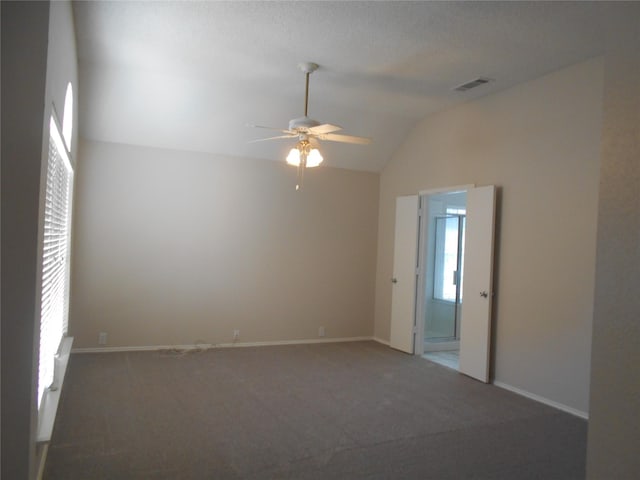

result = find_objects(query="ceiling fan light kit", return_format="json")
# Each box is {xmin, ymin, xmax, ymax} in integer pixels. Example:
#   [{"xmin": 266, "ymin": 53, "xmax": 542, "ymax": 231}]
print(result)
[
  {"xmin": 286, "ymin": 141, "xmax": 323, "ymax": 168},
  {"xmin": 249, "ymin": 61, "xmax": 371, "ymax": 190}
]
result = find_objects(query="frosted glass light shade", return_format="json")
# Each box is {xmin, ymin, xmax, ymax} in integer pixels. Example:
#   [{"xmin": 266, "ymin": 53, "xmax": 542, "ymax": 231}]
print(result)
[
  {"xmin": 306, "ymin": 148, "xmax": 323, "ymax": 167},
  {"xmin": 285, "ymin": 146, "xmax": 323, "ymax": 168},
  {"xmin": 286, "ymin": 148, "xmax": 301, "ymax": 166}
]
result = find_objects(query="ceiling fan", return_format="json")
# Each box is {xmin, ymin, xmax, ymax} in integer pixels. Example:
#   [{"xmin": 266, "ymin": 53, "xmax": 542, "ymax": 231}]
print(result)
[{"xmin": 249, "ymin": 62, "xmax": 371, "ymax": 190}]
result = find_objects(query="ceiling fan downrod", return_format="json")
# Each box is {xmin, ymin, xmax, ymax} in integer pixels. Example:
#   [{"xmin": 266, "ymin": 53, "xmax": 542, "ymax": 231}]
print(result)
[
  {"xmin": 304, "ymin": 71, "xmax": 309, "ymax": 117},
  {"xmin": 296, "ymin": 63, "xmax": 318, "ymax": 191},
  {"xmin": 299, "ymin": 62, "xmax": 318, "ymax": 118}
]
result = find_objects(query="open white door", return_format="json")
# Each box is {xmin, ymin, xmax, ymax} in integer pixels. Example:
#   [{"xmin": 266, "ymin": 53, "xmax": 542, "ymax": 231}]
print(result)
[
  {"xmin": 390, "ymin": 195, "xmax": 419, "ymax": 354},
  {"xmin": 459, "ymin": 185, "xmax": 496, "ymax": 382}
]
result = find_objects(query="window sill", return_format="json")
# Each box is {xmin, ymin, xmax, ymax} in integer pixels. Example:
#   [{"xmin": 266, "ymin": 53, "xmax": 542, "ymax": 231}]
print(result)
[{"xmin": 37, "ymin": 336, "xmax": 73, "ymax": 443}]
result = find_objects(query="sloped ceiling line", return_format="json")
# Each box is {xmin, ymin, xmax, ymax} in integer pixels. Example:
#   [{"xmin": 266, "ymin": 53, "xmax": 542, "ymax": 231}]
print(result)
[{"xmin": 73, "ymin": 1, "xmax": 618, "ymax": 172}]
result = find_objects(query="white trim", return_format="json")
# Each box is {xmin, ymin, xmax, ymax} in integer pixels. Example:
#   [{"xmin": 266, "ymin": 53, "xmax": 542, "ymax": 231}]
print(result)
[
  {"xmin": 36, "ymin": 443, "xmax": 48, "ymax": 480},
  {"xmin": 62, "ymin": 82, "xmax": 73, "ymax": 152},
  {"xmin": 418, "ymin": 184, "xmax": 475, "ymax": 196},
  {"xmin": 71, "ymin": 336, "xmax": 375, "ymax": 354},
  {"xmin": 372, "ymin": 337, "xmax": 390, "ymax": 346},
  {"xmin": 37, "ymin": 336, "xmax": 74, "ymax": 442},
  {"xmin": 493, "ymin": 380, "xmax": 589, "ymax": 420}
]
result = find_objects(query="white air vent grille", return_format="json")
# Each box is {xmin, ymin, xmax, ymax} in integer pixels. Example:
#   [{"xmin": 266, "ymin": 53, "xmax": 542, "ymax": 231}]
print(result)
[{"xmin": 454, "ymin": 77, "xmax": 492, "ymax": 92}]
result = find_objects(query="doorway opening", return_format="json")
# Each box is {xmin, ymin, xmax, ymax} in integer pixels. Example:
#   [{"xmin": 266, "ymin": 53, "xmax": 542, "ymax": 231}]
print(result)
[
  {"xmin": 389, "ymin": 185, "xmax": 496, "ymax": 382},
  {"xmin": 419, "ymin": 191, "xmax": 467, "ymax": 370}
]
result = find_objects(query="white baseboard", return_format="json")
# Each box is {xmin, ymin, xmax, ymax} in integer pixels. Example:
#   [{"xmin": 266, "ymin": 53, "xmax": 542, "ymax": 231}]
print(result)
[
  {"xmin": 493, "ymin": 380, "xmax": 589, "ymax": 420},
  {"xmin": 372, "ymin": 337, "xmax": 390, "ymax": 346},
  {"xmin": 71, "ymin": 336, "xmax": 375, "ymax": 354}
]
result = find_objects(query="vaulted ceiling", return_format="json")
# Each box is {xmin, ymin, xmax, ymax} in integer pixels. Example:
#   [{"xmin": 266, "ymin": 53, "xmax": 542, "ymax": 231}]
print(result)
[{"xmin": 73, "ymin": 1, "xmax": 628, "ymax": 172}]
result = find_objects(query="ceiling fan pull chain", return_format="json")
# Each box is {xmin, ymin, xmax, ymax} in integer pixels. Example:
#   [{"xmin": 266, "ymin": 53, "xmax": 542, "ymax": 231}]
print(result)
[
  {"xmin": 296, "ymin": 162, "xmax": 303, "ymax": 191},
  {"xmin": 296, "ymin": 153, "xmax": 307, "ymax": 191}
]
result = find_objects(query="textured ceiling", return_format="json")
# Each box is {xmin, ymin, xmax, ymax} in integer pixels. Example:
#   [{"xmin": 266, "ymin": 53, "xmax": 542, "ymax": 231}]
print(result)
[{"xmin": 73, "ymin": 1, "xmax": 630, "ymax": 172}]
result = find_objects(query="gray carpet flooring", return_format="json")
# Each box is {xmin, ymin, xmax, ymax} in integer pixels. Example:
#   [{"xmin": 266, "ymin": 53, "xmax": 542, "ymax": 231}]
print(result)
[{"xmin": 44, "ymin": 341, "xmax": 587, "ymax": 479}]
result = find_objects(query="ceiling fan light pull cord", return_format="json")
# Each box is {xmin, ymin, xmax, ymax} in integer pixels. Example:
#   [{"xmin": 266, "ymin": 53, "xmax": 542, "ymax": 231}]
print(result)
[{"xmin": 296, "ymin": 154, "xmax": 307, "ymax": 191}]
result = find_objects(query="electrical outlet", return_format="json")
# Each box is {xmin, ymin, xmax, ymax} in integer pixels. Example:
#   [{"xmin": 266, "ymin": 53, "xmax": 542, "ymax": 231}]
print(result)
[
  {"xmin": 233, "ymin": 329, "xmax": 240, "ymax": 340},
  {"xmin": 98, "ymin": 332, "xmax": 108, "ymax": 345},
  {"xmin": 318, "ymin": 326, "xmax": 325, "ymax": 337}
]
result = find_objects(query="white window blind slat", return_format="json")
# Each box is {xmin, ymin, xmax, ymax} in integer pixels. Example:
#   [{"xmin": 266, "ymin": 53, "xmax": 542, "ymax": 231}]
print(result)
[{"xmin": 38, "ymin": 116, "xmax": 74, "ymax": 409}]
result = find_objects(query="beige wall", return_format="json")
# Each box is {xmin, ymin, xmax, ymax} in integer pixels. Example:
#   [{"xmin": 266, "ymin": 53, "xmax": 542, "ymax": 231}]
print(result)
[
  {"xmin": 587, "ymin": 12, "xmax": 640, "ymax": 479},
  {"xmin": 374, "ymin": 58, "xmax": 604, "ymax": 413},
  {"xmin": 70, "ymin": 141, "xmax": 379, "ymax": 348}
]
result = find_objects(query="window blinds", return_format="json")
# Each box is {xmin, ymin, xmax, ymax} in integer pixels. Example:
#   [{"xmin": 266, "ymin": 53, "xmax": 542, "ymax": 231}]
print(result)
[{"xmin": 38, "ymin": 117, "xmax": 74, "ymax": 408}]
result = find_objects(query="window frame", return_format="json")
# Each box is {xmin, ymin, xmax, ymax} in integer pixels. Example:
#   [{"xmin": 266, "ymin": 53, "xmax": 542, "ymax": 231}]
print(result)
[{"xmin": 36, "ymin": 90, "xmax": 75, "ymax": 442}]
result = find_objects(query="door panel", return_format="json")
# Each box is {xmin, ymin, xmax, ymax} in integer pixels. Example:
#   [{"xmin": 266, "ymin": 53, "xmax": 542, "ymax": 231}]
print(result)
[
  {"xmin": 458, "ymin": 186, "xmax": 496, "ymax": 382},
  {"xmin": 390, "ymin": 195, "xmax": 419, "ymax": 354}
]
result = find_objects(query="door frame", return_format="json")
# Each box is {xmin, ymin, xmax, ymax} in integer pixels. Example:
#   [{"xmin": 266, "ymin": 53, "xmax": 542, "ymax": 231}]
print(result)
[{"xmin": 414, "ymin": 185, "xmax": 474, "ymax": 355}]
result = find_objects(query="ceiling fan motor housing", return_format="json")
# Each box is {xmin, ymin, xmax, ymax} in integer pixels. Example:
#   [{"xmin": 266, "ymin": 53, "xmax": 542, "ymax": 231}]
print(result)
[{"xmin": 289, "ymin": 116, "xmax": 320, "ymax": 132}]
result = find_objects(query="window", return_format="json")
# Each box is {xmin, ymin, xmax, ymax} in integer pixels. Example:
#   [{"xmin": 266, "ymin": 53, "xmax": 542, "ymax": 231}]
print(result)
[
  {"xmin": 433, "ymin": 215, "xmax": 465, "ymax": 303},
  {"xmin": 446, "ymin": 207, "xmax": 466, "ymax": 216},
  {"xmin": 62, "ymin": 83, "xmax": 73, "ymax": 150},
  {"xmin": 38, "ymin": 110, "xmax": 74, "ymax": 409}
]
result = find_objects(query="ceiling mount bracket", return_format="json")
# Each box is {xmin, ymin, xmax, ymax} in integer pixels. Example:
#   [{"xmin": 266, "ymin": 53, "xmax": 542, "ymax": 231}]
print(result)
[{"xmin": 298, "ymin": 62, "xmax": 319, "ymax": 74}]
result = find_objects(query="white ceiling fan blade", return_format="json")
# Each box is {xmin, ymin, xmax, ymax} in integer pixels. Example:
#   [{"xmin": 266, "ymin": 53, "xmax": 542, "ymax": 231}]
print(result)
[
  {"xmin": 248, "ymin": 134, "xmax": 297, "ymax": 143},
  {"xmin": 247, "ymin": 123, "xmax": 295, "ymax": 135},
  {"xmin": 318, "ymin": 133, "xmax": 371, "ymax": 145},
  {"xmin": 308, "ymin": 123, "xmax": 342, "ymax": 135}
]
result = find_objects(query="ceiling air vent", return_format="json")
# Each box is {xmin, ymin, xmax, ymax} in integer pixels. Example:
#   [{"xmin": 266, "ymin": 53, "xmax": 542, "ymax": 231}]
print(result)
[{"xmin": 453, "ymin": 77, "xmax": 492, "ymax": 92}]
